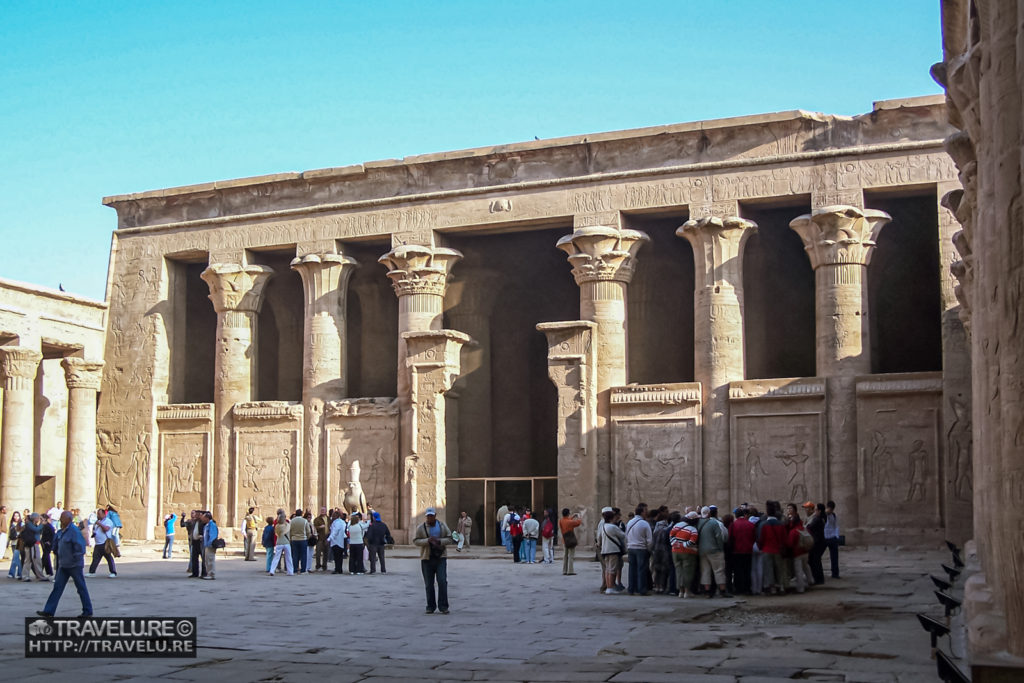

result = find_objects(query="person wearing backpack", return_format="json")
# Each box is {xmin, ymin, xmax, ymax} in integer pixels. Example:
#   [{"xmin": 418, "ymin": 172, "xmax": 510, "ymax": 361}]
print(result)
[
  {"xmin": 507, "ymin": 510, "xmax": 524, "ymax": 563},
  {"xmin": 696, "ymin": 506, "xmax": 731, "ymax": 598},
  {"xmin": 558, "ymin": 509, "xmax": 582, "ymax": 575},
  {"xmin": 785, "ymin": 503, "xmax": 814, "ymax": 593},
  {"xmin": 540, "ymin": 510, "xmax": 557, "ymax": 564}
]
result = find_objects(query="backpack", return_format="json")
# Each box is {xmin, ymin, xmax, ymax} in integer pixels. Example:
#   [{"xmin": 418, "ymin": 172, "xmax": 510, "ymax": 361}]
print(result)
[
  {"xmin": 797, "ymin": 528, "xmax": 814, "ymax": 551},
  {"xmin": 509, "ymin": 516, "xmax": 522, "ymax": 538},
  {"xmin": 541, "ymin": 519, "xmax": 555, "ymax": 539}
]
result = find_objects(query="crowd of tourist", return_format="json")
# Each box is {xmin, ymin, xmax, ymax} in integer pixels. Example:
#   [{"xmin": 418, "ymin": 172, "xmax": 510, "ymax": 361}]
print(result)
[
  {"xmin": 590, "ymin": 499, "xmax": 841, "ymax": 598},
  {"xmin": 3, "ymin": 502, "xmax": 124, "ymax": 582}
]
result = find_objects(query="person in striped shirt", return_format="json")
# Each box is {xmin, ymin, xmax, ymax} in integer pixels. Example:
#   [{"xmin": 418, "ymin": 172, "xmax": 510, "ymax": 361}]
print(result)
[{"xmin": 669, "ymin": 511, "xmax": 700, "ymax": 598}]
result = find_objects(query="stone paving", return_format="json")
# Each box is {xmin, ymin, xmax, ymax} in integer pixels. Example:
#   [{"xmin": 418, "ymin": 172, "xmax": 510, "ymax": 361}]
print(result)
[{"xmin": 0, "ymin": 544, "xmax": 950, "ymax": 682}]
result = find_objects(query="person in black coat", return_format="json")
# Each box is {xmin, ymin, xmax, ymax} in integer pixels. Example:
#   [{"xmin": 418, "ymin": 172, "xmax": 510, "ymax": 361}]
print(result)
[
  {"xmin": 364, "ymin": 512, "xmax": 393, "ymax": 574},
  {"xmin": 40, "ymin": 518, "xmax": 56, "ymax": 575}
]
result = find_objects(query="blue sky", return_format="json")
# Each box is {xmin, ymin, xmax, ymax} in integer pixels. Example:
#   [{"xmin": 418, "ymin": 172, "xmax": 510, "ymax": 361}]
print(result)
[{"xmin": 0, "ymin": 1, "xmax": 942, "ymax": 300}]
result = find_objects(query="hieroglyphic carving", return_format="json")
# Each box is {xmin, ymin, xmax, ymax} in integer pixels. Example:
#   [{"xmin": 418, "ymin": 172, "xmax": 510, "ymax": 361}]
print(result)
[
  {"xmin": 95, "ymin": 429, "xmax": 152, "ymax": 509},
  {"xmin": 613, "ymin": 421, "xmax": 698, "ymax": 508},
  {"xmin": 235, "ymin": 430, "xmax": 298, "ymax": 516},
  {"xmin": 161, "ymin": 432, "xmax": 207, "ymax": 511},
  {"xmin": 326, "ymin": 402, "xmax": 399, "ymax": 523},
  {"xmin": 731, "ymin": 413, "xmax": 823, "ymax": 506},
  {"xmin": 856, "ymin": 387, "xmax": 941, "ymax": 526}
]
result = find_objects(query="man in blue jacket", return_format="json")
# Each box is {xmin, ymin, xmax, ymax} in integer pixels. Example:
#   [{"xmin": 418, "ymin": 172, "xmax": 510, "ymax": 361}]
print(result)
[
  {"xmin": 201, "ymin": 512, "xmax": 219, "ymax": 580},
  {"xmin": 162, "ymin": 513, "xmax": 177, "ymax": 559},
  {"xmin": 38, "ymin": 511, "xmax": 92, "ymax": 617}
]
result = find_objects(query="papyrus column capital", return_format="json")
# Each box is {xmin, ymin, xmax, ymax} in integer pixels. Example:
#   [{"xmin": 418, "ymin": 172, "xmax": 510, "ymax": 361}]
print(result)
[
  {"xmin": 379, "ymin": 245, "xmax": 462, "ymax": 298},
  {"xmin": 677, "ymin": 215, "xmax": 758, "ymax": 288},
  {"xmin": 789, "ymin": 205, "xmax": 892, "ymax": 269},
  {"xmin": 556, "ymin": 226, "xmax": 649, "ymax": 285},
  {"xmin": 61, "ymin": 358, "xmax": 105, "ymax": 391},
  {"xmin": 290, "ymin": 252, "xmax": 359, "ymax": 306},
  {"xmin": 0, "ymin": 346, "xmax": 42, "ymax": 390},
  {"xmin": 201, "ymin": 263, "xmax": 274, "ymax": 314}
]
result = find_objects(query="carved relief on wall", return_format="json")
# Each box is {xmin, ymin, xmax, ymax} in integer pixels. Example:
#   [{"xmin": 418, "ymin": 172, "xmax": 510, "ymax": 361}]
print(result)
[
  {"xmin": 234, "ymin": 430, "xmax": 298, "ymax": 519},
  {"xmin": 730, "ymin": 413, "xmax": 824, "ymax": 507},
  {"xmin": 857, "ymin": 394, "xmax": 941, "ymax": 527},
  {"xmin": 160, "ymin": 432, "xmax": 207, "ymax": 512},
  {"xmin": 96, "ymin": 425, "xmax": 153, "ymax": 512},
  {"xmin": 612, "ymin": 420, "xmax": 698, "ymax": 510},
  {"xmin": 325, "ymin": 413, "xmax": 399, "ymax": 524}
]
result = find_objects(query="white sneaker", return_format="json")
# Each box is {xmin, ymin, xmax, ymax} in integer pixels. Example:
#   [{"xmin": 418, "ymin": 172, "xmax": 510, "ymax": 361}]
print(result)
[
  {"xmin": 108, "ymin": 573, "xmax": 117, "ymax": 578},
  {"xmin": 86, "ymin": 573, "xmax": 96, "ymax": 577},
  {"xmin": 605, "ymin": 588, "xmax": 617, "ymax": 595}
]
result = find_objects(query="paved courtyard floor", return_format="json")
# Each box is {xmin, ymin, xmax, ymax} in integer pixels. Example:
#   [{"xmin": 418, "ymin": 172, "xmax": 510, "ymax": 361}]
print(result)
[{"xmin": 0, "ymin": 544, "xmax": 951, "ymax": 682}]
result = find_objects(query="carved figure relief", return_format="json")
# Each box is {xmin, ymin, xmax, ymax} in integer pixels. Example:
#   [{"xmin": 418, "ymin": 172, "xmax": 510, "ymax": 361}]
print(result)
[
  {"xmin": 328, "ymin": 418, "xmax": 398, "ymax": 522},
  {"xmin": 614, "ymin": 421, "xmax": 696, "ymax": 507},
  {"xmin": 342, "ymin": 460, "xmax": 368, "ymax": 514},
  {"xmin": 905, "ymin": 440, "xmax": 928, "ymax": 502},
  {"xmin": 162, "ymin": 432, "xmax": 206, "ymax": 511},
  {"xmin": 236, "ymin": 431, "xmax": 296, "ymax": 516},
  {"xmin": 947, "ymin": 396, "xmax": 973, "ymax": 502},
  {"xmin": 732, "ymin": 415, "xmax": 820, "ymax": 506}
]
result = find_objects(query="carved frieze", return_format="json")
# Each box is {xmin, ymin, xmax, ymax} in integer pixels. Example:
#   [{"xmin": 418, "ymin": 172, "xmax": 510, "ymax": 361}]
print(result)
[
  {"xmin": 156, "ymin": 403, "xmax": 214, "ymax": 423},
  {"xmin": 233, "ymin": 401, "xmax": 304, "ymax": 422}
]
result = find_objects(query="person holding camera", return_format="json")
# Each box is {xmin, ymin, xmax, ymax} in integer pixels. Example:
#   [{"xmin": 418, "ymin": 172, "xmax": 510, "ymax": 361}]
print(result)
[{"xmin": 413, "ymin": 507, "xmax": 452, "ymax": 614}]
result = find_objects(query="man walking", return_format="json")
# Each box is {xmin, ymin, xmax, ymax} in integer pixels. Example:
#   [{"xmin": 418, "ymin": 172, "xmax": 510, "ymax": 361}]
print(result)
[
  {"xmin": 21, "ymin": 513, "xmax": 50, "ymax": 582},
  {"xmin": 242, "ymin": 507, "xmax": 260, "ymax": 562},
  {"xmin": 38, "ymin": 511, "xmax": 92, "ymax": 617},
  {"xmin": 625, "ymin": 504, "xmax": 653, "ymax": 595},
  {"xmin": 413, "ymin": 508, "xmax": 452, "ymax": 614},
  {"xmin": 87, "ymin": 508, "xmax": 117, "ymax": 578}
]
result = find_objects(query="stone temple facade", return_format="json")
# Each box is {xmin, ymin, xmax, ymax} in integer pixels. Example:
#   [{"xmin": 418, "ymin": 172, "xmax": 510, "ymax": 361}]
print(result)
[
  {"xmin": 0, "ymin": 97, "xmax": 966, "ymax": 549},
  {"xmin": 81, "ymin": 94, "xmax": 968, "ymax": 548}
]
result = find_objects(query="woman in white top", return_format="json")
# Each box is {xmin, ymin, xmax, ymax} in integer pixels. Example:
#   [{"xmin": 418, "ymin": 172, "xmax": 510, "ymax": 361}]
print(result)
[
  {"xmin": 328, "ymin": 512, "xmax": 348, "ymax": 575},
  {"xmin": 347, "ymin": 512, "xmax": 369, "ymax": 575}
]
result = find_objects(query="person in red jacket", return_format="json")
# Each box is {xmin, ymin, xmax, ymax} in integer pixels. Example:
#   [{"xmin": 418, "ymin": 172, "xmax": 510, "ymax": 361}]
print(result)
[
  {"xmin": 785, "ymin": 503, "xmax": 814, "ymax": 593},
  {"xmin": 729, "ymin": 509, "xmax": 756, "ymax": 594},
  {"xmin": 757, "ymin": 501, "xmax": 788, "ymax": 595}
]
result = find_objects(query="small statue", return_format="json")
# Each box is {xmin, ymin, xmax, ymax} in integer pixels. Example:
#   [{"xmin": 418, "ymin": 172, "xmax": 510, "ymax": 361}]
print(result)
[{"xmin": 343, "ymin": 460, "xmax": 368, "ymax": 515}]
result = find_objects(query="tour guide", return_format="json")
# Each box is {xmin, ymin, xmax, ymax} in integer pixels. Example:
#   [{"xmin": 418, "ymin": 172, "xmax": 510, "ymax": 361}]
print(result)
[
  {"xmin": 413, "ymin": 507, "xmax": 452, "ymax": 614},
  {"xmin": 38, "ymin": 511, "xmax": 93, "ymax": 617}
]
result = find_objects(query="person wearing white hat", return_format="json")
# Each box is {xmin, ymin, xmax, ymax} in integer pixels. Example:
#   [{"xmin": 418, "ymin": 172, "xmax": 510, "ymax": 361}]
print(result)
[{"xmin": 413, "ymin": 508, "xmax": 453, "ymax": 614}]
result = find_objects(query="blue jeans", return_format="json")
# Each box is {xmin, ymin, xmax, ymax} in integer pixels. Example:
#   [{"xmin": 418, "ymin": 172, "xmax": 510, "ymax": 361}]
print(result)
[
  {"xmin": 524, "ymin": 538, "xmax": 537, "ymax": 562},
  {"xmin": 420, "ymin": 558, "xmax": 448, "ymax": 612},
  {"xmin": 265, "ymin": 547, "xmax": 273, "ymax": 572},
  {"xmin": 43, "ymin": 565, "xmax": 92, "ymax": 616},
  {"xmin": 290, "ymin": 541, "xmax": 308, "ymax": 572},
  {"xmin": 502, "ymin": 529, "xmax": 512, "ymax": 552},
  {"xmin": 162, "ymin": 535, "xmax": 174, "ymax": 559},
  {"xmin": 628, "ymin": 549, "xmax": 651, "ymax": 594},
  {"xmin": 8, "ymin": 549, "xmax": 22, "ymax": 578}
]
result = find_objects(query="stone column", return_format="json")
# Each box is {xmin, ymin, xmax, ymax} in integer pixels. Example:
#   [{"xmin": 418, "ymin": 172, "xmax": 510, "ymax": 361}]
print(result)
[
  {"xmin": 0, "ymin": 347, "xmax": 41, "ymax": 514},
  {"xmin": 789, "ymin": 206, "xmax": 891, "ymax": 527},
  {"xmin": 678, "ymin": 216, "xmax": 758, "ymax": 504},
  {"xmin": 556, "ymin": 224, "xmax": 647, "ymax": 507},
  {"xmin": 201, "ymin": 264, "xmax": 273, "ymax": 527},
  {"xmin": 379, "ymin": 245, "xmax": 462, "ymax": 530},
  {"xmin": 537, "ymin": 321, "xmax": 598, "ymax": 543},
  {"xmin": 936, "ymin": 182, "xmax": 974, "ymax": 545},
  {"xmin": 291, "ymin": 252, "xmax": 358, "ymax": 510},
  {"xmin": 61, "ymin": 358, "xmax": 104, "ymax": 514},
  {"xmin": 403, "ymin": 330, "xmax": 469, "ymax": 531},
  {"xmin": 446, "ymin": 267, "xmax": 501, "ymax": 478}
]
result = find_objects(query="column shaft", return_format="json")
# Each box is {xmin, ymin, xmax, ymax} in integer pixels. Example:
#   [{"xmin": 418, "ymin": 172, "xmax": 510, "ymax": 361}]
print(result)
[
  {"xmin": 679, "ymin": 216, "xmax": 757, "ymax": 504},
  {"xmin": 0, "ymin": 347, "xmax": 42, "ymax": 514},
  {"xmin": 62, "ymin": 358, "xmax": 103, "ymax": 513},
  {"xmin": 790, "ymin": 206, "xmax": 891, "ymax": 529},
  {"xmin": 202, "ymin": 264, "xmax": 273, "ymax": 528},
  {"xmin": 557, "ymin": 225, "xmax": 648, "ymax": 507},
  {"xmin": 292, "ymin": 253, "xmax": 357, "ymax": 510}
]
